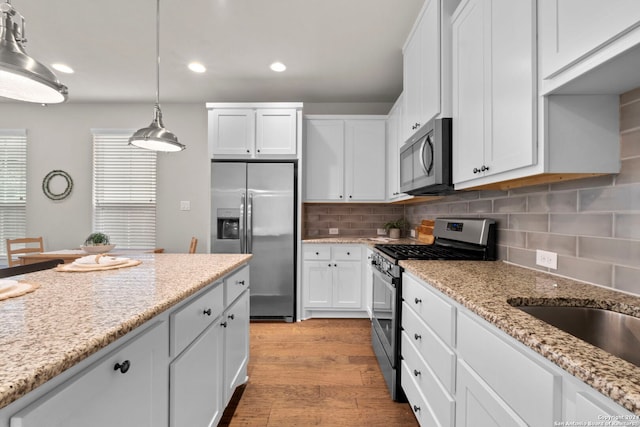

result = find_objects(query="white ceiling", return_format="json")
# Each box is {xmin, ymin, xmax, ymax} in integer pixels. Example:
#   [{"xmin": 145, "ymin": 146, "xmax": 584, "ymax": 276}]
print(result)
[{"xmin": 14, "ymin": 0, "xmax": 424, "ymax": 104}]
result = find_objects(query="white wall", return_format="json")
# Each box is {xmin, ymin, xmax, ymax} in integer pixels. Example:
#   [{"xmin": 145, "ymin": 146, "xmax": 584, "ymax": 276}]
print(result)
[{"xmin": 0, "ymin": 102, "xmax": 209, "ymax": 253}]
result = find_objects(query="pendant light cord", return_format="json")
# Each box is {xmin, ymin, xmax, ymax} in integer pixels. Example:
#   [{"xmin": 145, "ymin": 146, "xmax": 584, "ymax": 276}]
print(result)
[{"xmin": 155, "ymin": 0, "xmax": 160, "ymax": 108}]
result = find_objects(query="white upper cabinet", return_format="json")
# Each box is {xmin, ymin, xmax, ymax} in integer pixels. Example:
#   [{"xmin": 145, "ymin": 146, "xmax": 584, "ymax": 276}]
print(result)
[
  {"xmin": 452, "ymin": 0, "xmax": 536, "ymax": 185},
  {"xmin": 304, "ymin": 116, "xmax": 386, "ymax": 202},
  {"xmin": 207, "ymin": 103, "xmax": 302, "ymax": 159},
  {"xmin": 386, "ymin": 96, "xmax": 407, "ymax": 201},
  {"xmin": 451, "ymin": 0, "xmax": 621, "ymax": 190},
  {"xmin": 539, "ymin": 0, "xmax": 640, "ymax": 94},
  {"xmin": 402, "ymin": 0, "xmax": 458, "ymax": 141}
]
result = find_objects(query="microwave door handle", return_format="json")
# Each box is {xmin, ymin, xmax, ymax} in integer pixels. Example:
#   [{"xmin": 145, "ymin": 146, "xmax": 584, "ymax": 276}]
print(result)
[
  {"xmin": 239, "ymin": 193, "xmax": 246, "ymax": 253},
  {"xmin": 419, "ymin": 135, "xmax": 435, "ymax": 176}
]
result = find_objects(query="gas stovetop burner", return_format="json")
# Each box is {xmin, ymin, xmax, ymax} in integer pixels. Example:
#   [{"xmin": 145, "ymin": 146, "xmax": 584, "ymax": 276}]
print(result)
[{"xmin": 373, "ymin": 218, "xmax": 497, "ymax": 263}]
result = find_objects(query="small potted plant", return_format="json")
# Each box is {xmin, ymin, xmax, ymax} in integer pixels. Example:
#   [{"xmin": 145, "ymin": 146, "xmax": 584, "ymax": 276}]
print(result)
[
  {"xmin": 383, "ymin": 218, "xmax": 410, "ymax": 239},
  {"xmin": 81, "ymin": 232, "xmax": 115, "ymax": 253}
]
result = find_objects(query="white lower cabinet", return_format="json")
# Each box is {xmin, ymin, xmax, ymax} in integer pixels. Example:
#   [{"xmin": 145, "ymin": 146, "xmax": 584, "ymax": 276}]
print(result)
[
  {"xmin": 11, "ymin": 321, "xmax": 169, "ymax": 427},
  {"xmin": 170, "ymin": 319, "xmax": 224, "ymax": 427},
  {"xmin": 401, "ymin": 272, "xmax": 639, "ymax": 427},
  {"xmin": 302, "ymin": 244, "xmax": 364, "ymax": 317},
  {"xmin": 222, "ymin": 290, "xmax": 250, "ymax": 406},
  {"xmin": 8, "ymin": 264, "xmax": 251, "ymax": 427}
]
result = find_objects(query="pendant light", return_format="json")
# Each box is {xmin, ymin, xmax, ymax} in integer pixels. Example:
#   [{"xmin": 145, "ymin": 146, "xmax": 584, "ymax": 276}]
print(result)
[
  {"xmin": 129, "ymin": 0, "xmax": 184, "ymax": 152},
  {"xmin": 0, "ymin": 1, "xmax": 68, "ymax": 103}
]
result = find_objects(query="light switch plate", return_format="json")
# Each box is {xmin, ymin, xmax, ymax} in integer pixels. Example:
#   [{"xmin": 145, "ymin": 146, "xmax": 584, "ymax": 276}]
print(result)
[
  {"xmin": 377, "ymin": 228, "xmax": 386, "ymax": 235},
  {"xmin": 180, "ymin": 201, "xmax": 191, "ymax": 211},
  {"xmin": 329, "ymin": 228, "xmax": 339, "ymax": 235}
]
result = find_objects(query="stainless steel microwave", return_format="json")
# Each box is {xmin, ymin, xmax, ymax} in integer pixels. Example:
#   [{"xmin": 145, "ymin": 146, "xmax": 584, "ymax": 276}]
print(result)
[{"xmin": 399, "ymin": 117, "xmax": 453, "ymax": 195}]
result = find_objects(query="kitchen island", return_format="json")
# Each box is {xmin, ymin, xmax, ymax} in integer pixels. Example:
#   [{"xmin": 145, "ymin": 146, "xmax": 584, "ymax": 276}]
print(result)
[
  {"xmin": 401, "ymin": 260, "xmax": 640, "ymax": 423},
  {"xmin": 0, "ymin": 253, "xmax": 251, "ymax": 426}
]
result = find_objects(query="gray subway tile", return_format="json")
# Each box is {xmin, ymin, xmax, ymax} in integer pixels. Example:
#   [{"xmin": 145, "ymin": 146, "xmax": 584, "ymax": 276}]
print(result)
[
  {"xmin": 579, "ymin": 186, "xmax": 640, "ymax": 212},
  {"xmin": 448, "ymin": 202, "xmax": 469, "ymax": 214},
  {"xmin": 478, "ymin": 190, "xmax": 508, "ymax": 199},
  {"xmin": 614, "ymin": 265, "xmax": 640, "ymax": 295},
  {"xmin": 615, "ymin": 157, "xmax": 640, "ymax": 185},
  {"xmin": 527, "ymin": 192, "xmax": 577, "ymax": 213},
  {"xmin": 578, "ymin": 236, "xmax": 640, "ymax": 267},
  {"xmin": 507, "ymin": 247, "xmax": 540, "ymax": 270},
  {"xmin": 494, "ymin": 196, "xmax": 527, "ymax": 213},
  {"xmin": 509, "ymin": 184, "xmax": 550, "ymax": 195},
  {"xmin": 555, "ymin": 256, "xmax": 613, "ymax": 287},
  {"xmin": 550, "ymin": 213, "xmax": 613, "ymax": 237},
  {"xmin": 620, "ymin": 88, "xmax": 640, "ymax": 106},
  {"xmin": 469, "ymin": 200, "xmax": 492, "ymax": 213},
  {"xmin": 526, "ymin": 232, "xmax": 577, "ymax": 256},
  {"xmin": 498, "ymin": 230, "xmax": 526, "ymax": 248},
  {"xmin": 615, "ymin": 213, "xmax": 640, "ymax": 240},
  {"xmin": 621, "ymin": 130, "xmax": 640, "ymax": 159},
  {"xmin": 620, "ymin": 97, "xmax": 640, "ymax": 132},
  {"xmin": 508, "ymin": 213, "xmax": 549, "ymax": 232}
]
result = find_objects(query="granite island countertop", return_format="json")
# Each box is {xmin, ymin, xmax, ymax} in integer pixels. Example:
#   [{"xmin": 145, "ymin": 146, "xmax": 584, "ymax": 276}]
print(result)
[
  {"xmin": 303, "ymin": 236, "xmax": 420, "ymax": 245},
  {"xmin": 400, "ymin": 260, "xmax": 640, "ymax": 414},
  {"xmin": 0, "ymin": 253, "xmax": 251, "ymax": 410}
]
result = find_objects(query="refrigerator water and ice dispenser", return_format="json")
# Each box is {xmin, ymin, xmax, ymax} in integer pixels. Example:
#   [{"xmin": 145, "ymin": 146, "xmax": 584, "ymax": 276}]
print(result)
[{"xmin": 216, "ymin": 208, "xmax": 240, "ymax": 240}]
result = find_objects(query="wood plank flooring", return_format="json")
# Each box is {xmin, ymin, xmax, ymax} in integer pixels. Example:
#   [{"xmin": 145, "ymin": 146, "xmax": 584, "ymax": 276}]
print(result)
[{"xmin": 220, "ymin": 318, "xmax": 419, "ymax": 426}]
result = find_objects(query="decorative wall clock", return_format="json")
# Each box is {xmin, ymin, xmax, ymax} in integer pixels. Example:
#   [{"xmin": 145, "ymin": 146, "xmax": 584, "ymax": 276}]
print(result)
[{"xmin": 42, "ymin": 170, "xmax": 73, "ymax": 200}]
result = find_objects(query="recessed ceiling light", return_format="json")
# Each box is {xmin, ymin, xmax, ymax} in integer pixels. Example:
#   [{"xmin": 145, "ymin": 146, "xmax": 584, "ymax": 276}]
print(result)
[
  {"xmin": 270, "ymin": 62, "xmax": 286, "ymax": 72},
  {"xmin": 188, "ymin": 62, "xmax": 206, "ymax": 73},
  {"xmin": 51, "ymin": 63, "xmax": 74, "ymax": 74}
]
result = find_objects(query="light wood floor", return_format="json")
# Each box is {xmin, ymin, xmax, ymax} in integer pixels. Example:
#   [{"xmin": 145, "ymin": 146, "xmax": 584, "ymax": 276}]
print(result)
[{"xmin": 220, "ymin": 318, "xmax": 419, "ymax": 426}]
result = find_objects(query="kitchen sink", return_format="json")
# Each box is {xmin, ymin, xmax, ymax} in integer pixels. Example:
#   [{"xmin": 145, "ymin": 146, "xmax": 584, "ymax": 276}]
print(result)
[{"xmin": 514, "ymin": 305, "xmax": 640, "ymax": 367}]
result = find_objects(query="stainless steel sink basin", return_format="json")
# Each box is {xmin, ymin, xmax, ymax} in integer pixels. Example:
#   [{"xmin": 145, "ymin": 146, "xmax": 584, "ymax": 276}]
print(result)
[{"xmin": 515, "ymin": 305, "xmax": 640, "ymax": 367}]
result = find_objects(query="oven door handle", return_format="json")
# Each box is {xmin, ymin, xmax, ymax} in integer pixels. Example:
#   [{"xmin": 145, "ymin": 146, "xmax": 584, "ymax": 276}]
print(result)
[{"xmin": 372, "ymin": 266, "xmax": 399, "ymax": 287}]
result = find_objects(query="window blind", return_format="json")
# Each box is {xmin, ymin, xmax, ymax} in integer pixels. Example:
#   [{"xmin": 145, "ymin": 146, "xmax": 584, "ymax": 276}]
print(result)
[
  {"xmin": 0, "ymin": 130, "xmax": 27, "ymax": 256},
  {"xmin": 92, "ymin": 130, "xmax": 157, "ymax": 249}
]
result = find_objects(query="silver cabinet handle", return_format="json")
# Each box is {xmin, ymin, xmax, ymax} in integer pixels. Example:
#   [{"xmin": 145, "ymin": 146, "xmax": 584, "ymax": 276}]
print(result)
[
  {"xmin": 247, "ymin": 192, "xmax": 253, "ymax": 253},
  {"xmin": 239, "ymin": 193, "xmax": 246, "ymax": 253}
]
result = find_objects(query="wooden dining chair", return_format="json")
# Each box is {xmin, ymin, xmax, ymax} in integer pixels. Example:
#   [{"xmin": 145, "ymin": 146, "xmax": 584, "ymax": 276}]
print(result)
[
  {"xmin": 6, "ymin": 237, "xmax": 44, "ymax": 267},
  {"xmin": 189, "ymin": 237, "xmax": 198, "ymax": 254}
]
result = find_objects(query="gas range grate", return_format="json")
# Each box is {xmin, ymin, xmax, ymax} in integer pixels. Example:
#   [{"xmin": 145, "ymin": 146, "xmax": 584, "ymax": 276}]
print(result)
[{"xmin": 375, "ymin": 244, "xmax": 487, "ymax": 261}]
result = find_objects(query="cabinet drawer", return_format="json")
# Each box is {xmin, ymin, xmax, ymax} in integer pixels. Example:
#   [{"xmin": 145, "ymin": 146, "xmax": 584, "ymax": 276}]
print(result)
[
  {"xmin": 303, "ymin": 245, "xmax": 331, "ymax": 260},
  {"xmin": 403, "ymin": 273, "xmax": 455, "ymax": 347},
  {"xmin": 400, "ymin": 359, "xmax": 441, "ymax": 427},
  {"xmin": 171, "ymin": 283, "xmax": 224, "ymax": 356},
  {"xmin": 332, "ymin": 245, "xmax": 361, "ymax": 260},
  {"xmin": 225, "ymin": 265, "xmax": 249, "ymax": 306},
  {"xmin": 402, "ymin": 302, "xmax": 456, "ymax": 393},
  {"xmin": 457, "ymin": 311, "xmax": 561, "ymax": 426},
  {"xmin": 401, "ymin": 333, "xmax": 455, "ymax": 427}
]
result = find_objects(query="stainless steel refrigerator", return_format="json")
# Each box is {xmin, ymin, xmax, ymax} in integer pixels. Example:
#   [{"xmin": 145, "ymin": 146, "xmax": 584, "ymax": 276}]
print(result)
[{"xmin": 211, "ymin": 161, "xmax": 296, "ymax": 322}]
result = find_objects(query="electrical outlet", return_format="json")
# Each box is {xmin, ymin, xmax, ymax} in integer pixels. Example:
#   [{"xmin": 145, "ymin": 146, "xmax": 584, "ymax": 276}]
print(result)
[
  {"xmin": 377, "ymin": 228, "xmax": 386, "ymax": 235},
  {"xmin": 536, "ymin": 249, "xmax": 558, "ymax": 269},
  {"xmin": 410, "ymin": 229, "xmax": 416, "ymax": 238},
  {"xmin": 180, "ymin": 201, "xmax": 190, "ymax": 211},
  {"xmin": 329, "ymin": 228, "xmax": 339, "ymax": 235}
]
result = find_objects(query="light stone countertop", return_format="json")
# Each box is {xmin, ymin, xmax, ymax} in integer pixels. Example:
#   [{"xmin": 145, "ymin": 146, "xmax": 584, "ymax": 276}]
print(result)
[
  {"xmin": 400, "ymin": 260, "xmax": 640, "ymax": 414},
  {"xmin": 303, "ymin": 237, "xmax": 419, "ymax": 245},
  {"xmin": 0, "ymin": 253, "xmax": 251, "ymax": 410}
]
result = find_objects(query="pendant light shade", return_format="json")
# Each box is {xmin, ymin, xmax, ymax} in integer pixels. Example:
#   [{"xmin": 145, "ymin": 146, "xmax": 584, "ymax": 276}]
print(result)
[
  {"xmin": 0, "ymin": 1, "xmax": 68, "ymax": 103},
  {"xmin": 129, "ymin": 0, "xmax": 184, "ymax": 152}
]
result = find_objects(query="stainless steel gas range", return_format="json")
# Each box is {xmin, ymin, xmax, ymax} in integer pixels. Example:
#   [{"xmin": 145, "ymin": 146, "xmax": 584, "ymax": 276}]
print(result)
[{"xmin": 370, "ymin": 218, "xmax": 496, "ymax": 401}]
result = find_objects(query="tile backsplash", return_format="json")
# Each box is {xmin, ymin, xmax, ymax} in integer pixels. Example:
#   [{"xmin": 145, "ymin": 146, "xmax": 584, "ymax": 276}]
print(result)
[{"xmin": 303, "ymin": 88, "xmax": 640, "ymax": 296}]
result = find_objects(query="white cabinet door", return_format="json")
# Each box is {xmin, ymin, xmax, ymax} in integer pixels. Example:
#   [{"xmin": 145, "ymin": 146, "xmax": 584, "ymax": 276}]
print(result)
[
  {"xmin": 170, "ymin": 319, "xmax": 224, "ymax": 427},
  {"xmin": 456, "ymin": 360, "xmax": 528, "ymax": 427},
  {"xmin": 11, "ymin": 322, "xmax": 168, "ymax": 427},
  {"xmin": 364, "ymin": 248, "xmax": 374, "ymax": 318},
  {"xmin": 402, "ymin": 0, "xmax": 442, "ymax": 140},
  {"xmin": 305, "ymin": 120, "xmax": 345, "ymax": 201},
  {"xmin": 539, "ymin": 0, "xmax": 640, "ymax": 79},
  {"xmin": 452, "ymin": 0, "xmax": 535, "ymax": 185},
  {"xmin": 303, "ymin": 261, "xmax": 333, "ymax": 308},
  {"xmin": 344, "ymin": 120, "xmax": 386, "ymax": 201},
  {"xmin": 255, "ymin": 109, "xmax": 297, "ymax": 155},
  {"xmin": 334, "ymin": 261, "xmax": 362, "ymax": 308},
  {"xmin": 223, "ymin": 290, "xmax": 250, "ymax": 405},
  {"xmin": 209, "ymin": 109, "xmax": 255, "ymax": 156},
  {"xmin": 386, "ymin": 97, "xmax": 405, "ymax": 200}
]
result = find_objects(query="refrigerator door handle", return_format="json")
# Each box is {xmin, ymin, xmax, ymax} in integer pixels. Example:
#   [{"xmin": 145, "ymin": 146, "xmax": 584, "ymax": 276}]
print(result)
[
  {"xmin": 240, "ymin": 193, "xmax": 246, "ymax": 254},
  {"xmin": 247, "ymin": 192, "xmax": 253, "ymax": 253}
]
